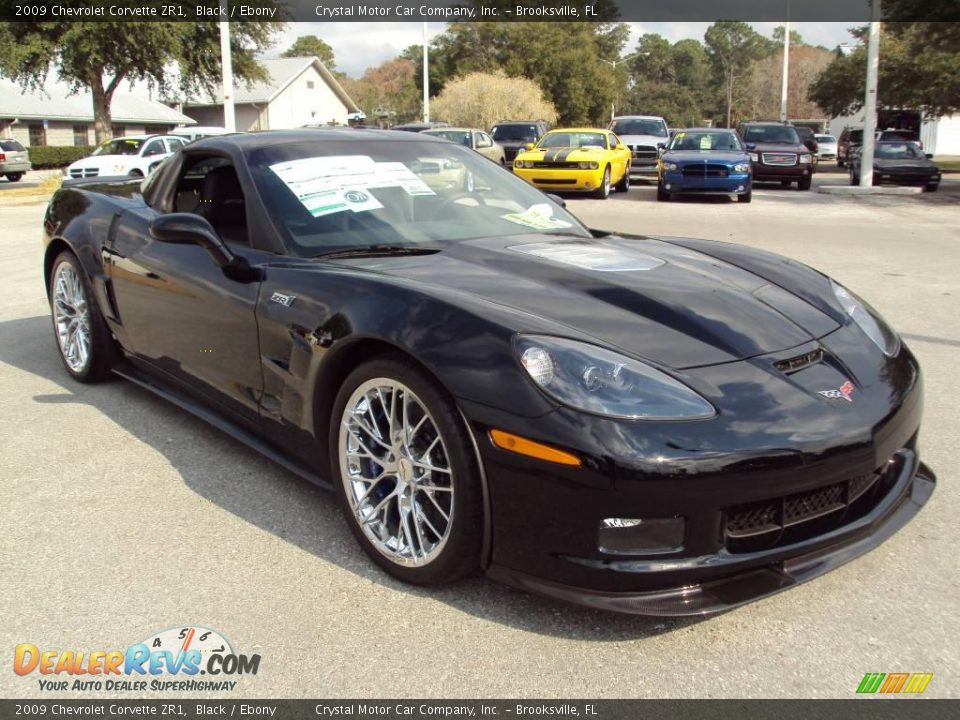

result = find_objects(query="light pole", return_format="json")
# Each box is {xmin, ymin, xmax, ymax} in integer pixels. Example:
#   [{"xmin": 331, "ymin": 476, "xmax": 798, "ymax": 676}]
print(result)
[
  {"xmin": 779, "ymin": 20, "xmax": 791, "ymax": 122},
  {"xmin": 219, "ymin": 10, "xmax": 235, "ymax": 133},
  {"xmin": 860, "ymin": 1, "xmax": 882, "ymax": 187},
  {"xmin": 600, "ymin": 51, "xmax": 646, "ymax": 121},
  {"xmin": 422, "ymin": 22, "xmax": 430, "ymax": 123}
]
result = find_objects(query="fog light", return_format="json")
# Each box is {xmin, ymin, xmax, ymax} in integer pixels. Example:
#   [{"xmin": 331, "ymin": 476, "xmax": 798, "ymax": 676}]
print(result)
[
  {"xmin": 598, "ymin": 517, "xmax": 684, "ymax": 555},
  {"xmin": 585, "ymin": 182, "xmax": 593, "ymax": 189},
  {"xmin": 665, "ymin": 183, "xmax": 671, "ymax": 190}
]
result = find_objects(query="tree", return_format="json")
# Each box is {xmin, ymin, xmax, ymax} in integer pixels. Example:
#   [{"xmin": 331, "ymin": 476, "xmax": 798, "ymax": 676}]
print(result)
[
  {"xmin": 809, "ymin": 24, "xmax": 960, "ymax": 118},
  {"xmin": 339, "ymin": 58, "xmax": 422, "ymax": 124},
  {"xmin": 281, "ymin": 35, "xmax": 336, "ymax": 70},
  {"xmin": 623, "ymin": 34, "xmax": 711, "ymax": 126},
  {"xmin": 430, "ymin": 71, "xmax": 558, "ymax": 129},
  {"xmin": 0, "ymin": 21, "xmax": 282, "ymax": 143},
  {"xmin": 741, "ymin": 45, "xmax": 834, "ymax": 120},
  {"xmin": 704, "ymin": 21, "xmax": 766, "ymax": 127},
  {"xmin": 772, "ymin": 26, "xmax": 805, "ymax": 47}
]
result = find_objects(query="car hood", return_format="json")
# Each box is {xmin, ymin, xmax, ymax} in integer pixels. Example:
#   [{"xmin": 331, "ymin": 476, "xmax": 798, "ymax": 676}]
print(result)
[
  {"xmin": 335, "ymin": 235, "xmax": 840, "ymax": 369},
  {"xmin": 69, "ymin": 155, "xmax": 135, "ymax": 168},
  {"xmin": 517, "ymin": 146, "xmax": 609, "ymax": 162},
  {"xmin": 874, "ymin": 158, "xmax": 937, "ymax": 171},
  {"xmin": 617, "ymin": 134, "xmax": 669, "ymax": 147},
  {"xmin": 662, "ymin": 151, "xmax": 749, "ymax": 164}
]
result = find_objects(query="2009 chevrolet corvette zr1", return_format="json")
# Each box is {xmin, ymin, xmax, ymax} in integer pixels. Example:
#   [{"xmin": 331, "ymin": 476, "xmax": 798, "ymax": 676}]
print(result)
[{"xmin": 42, "ymin": 130, "xmax": 934, "ymax": 615}]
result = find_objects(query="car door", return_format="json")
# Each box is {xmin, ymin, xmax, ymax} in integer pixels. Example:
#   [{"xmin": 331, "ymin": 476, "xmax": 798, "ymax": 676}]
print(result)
[
  {"xmin": 475, "ymin": 131, "xmax": 499, "ymax": 163},
  {"xmin": 104, "ymin": 155, "xmax": 264, "ymax": 430}
]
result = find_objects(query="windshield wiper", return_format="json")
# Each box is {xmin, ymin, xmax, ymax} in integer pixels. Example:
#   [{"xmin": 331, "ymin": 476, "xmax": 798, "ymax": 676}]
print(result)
[{"xmin": 312, "ymin": 245, "xmax": 440, "ymax": 260}]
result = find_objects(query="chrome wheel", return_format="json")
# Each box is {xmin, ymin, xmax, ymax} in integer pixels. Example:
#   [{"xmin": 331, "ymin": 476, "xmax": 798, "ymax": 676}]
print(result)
[
  {"xmin": 338, "ymin": 378, "xmax": 455, "ymax": 567},
  {"xmin": 52, "ymin": 262, "xmax": 91, "ymax": 374}
]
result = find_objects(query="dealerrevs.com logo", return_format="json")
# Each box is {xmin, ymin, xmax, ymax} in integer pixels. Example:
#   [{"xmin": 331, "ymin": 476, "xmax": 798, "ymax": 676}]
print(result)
[{"xmin": 14, "ymin": 625, "xmax": 261, "ymax": 692}]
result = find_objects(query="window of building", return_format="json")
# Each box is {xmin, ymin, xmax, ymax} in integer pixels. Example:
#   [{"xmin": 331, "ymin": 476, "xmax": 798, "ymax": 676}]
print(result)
[
  {"xmin": 306, "ymin": 81, "xmax": 315, "ymax": 89},
  {"xmin": 111, "ymin": 125, "xmax": 125, "ymax": 138},
  {"xmin": 28, "ymin": 124, "xmax": 46, "ymax": 147},
  {"xmin": 73, "ymin": 125, "xmax": 90, "ymax": 146}
]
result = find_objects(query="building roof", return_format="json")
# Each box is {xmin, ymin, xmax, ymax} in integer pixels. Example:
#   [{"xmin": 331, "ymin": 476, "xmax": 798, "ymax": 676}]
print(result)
[
  {"xmin": 183, "ymin": 56, "xmax": 359, "ymax": 113},
  {"xmin": 0, "ymin": 77, "xmax": 195, "ymax": 125}
]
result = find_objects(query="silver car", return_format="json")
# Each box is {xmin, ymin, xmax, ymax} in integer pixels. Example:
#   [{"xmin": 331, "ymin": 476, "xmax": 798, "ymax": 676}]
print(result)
[
  {"xmin": 815, "ymin": 134, "xmax": 838, "ymax": 162},
  {"xmin": 0, "ymin": 139, "xmax": 31, "ymax": 182},
  {"xmin": 421, "ymin": 128, "xmax": 507, "ymax": 165},
  {"xmin": 608, "ymin": 115, "xmax": 670, "ymax": 180}
]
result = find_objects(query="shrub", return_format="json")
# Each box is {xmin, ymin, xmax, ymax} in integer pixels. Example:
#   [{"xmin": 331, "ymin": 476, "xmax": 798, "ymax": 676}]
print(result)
[
  {"xmin": 27, "ymin": 146, "xmax": 95, "ymax": 170},
  {"xmin": 430, "ymin": 71, "xmax": 558, "ymax": 131}
]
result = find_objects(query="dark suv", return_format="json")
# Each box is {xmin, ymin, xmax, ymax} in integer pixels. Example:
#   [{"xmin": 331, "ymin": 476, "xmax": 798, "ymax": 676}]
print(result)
[
  {"xmin": 737, "ymin": 122, "xmax": 815, "ymax": 190},
  {"xmin": 837, "ymin": 127, "xmax": 864, "ymax": 167},
  {"xmin": 490, "ymin": 120, "xmax": 551, "ymax": 162}
]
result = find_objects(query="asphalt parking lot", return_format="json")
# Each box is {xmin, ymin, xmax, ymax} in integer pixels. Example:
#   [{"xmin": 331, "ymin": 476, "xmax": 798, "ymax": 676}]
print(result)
[{"xmin": 1, "ymin": 173, "xmax": 958, "ymax": 699}]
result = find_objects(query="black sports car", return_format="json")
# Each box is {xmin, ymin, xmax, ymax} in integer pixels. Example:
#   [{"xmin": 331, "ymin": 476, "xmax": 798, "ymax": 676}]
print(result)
[
  {"xmin": 849, "ymin": 141, "xmax": 942, "ymax": 191},
  {"xmin": 42, "ymin": 130, "xmax": 935, "ymax": 616}
]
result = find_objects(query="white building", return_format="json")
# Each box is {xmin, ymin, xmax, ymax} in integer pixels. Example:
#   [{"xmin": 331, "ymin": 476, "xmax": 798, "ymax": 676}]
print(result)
[
  {"xmin": 0, "ymin": 78, "xmax": 195, "ymax": 147},
  {"xmin": 182, "ymin": 56, "xmax": 360, "ymax": 131},
  {"xmin": 828, "ymin": 110, "xmax": 960, "ymax": 155}
]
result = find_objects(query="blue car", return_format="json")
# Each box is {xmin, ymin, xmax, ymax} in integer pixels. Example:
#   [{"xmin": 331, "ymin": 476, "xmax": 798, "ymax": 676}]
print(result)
[{"xmin": 657, "ymin": 128, "xmax": 753, "ymax": 203}]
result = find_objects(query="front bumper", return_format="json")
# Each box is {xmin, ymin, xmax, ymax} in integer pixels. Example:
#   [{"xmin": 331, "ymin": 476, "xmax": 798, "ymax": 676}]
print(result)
[
  {"xmin": 874, "ymin": 171, "xmax": 941, "ymax": 186},
  {"xmin": 489, "ymin": 453, "xmax": 934, "ymax": 616},
  {"xmin": 752, "ymin": 163, "xmax": 813, "ymax": 181},
  {"xmin": 661, "ymin": 171, "xmax": 751, "ymax": 195},
  {"xmin": 513, "ymin": 166, "xmax": 605, "ymax": 192}
]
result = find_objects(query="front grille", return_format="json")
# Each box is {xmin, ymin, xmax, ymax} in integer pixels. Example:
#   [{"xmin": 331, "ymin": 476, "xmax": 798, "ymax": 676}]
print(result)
[
  {"xmin": 724, "ymin": 468, "xmax": 893, "ymax": 553},
  {"xmin": 631, "ymin": 145, "xmax": 657, "ymax": 161},
  {"xmin": 532, "ymin": 161, "xmax": 579, "ymax": 169},
  {"xmin": 761, "ymin": 153, "xmax": 797, "ymax": 166},
  {"xmin": 69, "ymin": 168, "xmax": 99, "ymax": 178},
  {"xmin": 682, "ymin": 164, "xmax": 729, "ymax": 177}
]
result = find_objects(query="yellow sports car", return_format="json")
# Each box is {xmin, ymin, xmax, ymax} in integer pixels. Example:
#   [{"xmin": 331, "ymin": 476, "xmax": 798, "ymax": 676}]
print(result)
[{"xmin": 512, "ymin": 128, "xmax": 632, "ymax": 198}]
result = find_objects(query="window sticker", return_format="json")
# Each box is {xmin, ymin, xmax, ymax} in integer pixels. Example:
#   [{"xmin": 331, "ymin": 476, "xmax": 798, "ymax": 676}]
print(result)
[
  {"xmin": 269, "ymin": 155, "xmax": 436, "ymax": 218},
  {"xmin": 501, "ymin": 203, "xmax": 572, "ymax": 231},
  {"xmin": 699, "ymin": 135, "xmax": 712, "ymax": 150}
]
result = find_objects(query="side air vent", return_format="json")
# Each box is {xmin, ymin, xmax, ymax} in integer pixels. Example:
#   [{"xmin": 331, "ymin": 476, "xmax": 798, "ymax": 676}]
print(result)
[{"xmin": 774, "ymin": 348, "xmax": 824, "ymax": 374}]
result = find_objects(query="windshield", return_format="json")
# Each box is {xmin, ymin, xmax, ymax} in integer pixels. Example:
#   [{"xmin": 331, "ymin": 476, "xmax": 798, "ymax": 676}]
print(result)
[
  {"xmin": 610, "ymin": 119, "xmax": 667, "ymax": 137},
  {"xmin": 247, "ymin": 140, "xmax": 591, "ymax": 256},
  {"xmin": 92, "ymin": 138, "xmax": 144, "ymax": 156},
  {"xmin": 537, "ymin": 132, "xmax": 607, "ymax": 149},
  {"xmin": 847, "ymin": 130, "xmax": 864, "ymax": 143},
  {"xmin": 425, "ymin": 130, "xmax": 472, "ymax": 146},
  {"xmin": 816, "ymin": 135, "xmax": 836, "ymax": 143},
  {"xmin": 669, "ymin": 131, "xmax": 742, "ymax": 152},
  {"xmin": 875, "ymin": 143, "xmax": 925, "ymax": 159},
  {"xmin": 742, "ymin": 126, "xmax": 800, "ymax": 144},
  {"xmin": 491, "ymin": 124, "xmax": 538, "ymax": 142}
]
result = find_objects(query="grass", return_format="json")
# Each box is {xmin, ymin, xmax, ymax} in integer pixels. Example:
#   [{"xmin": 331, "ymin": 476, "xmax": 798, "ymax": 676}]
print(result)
[
  {"xmin": 0, "ymin": 171, "xmax": 61, "ymax": 203},
  {"xmin": 934, "ymin": 157, "xmax": 960, "ymax": 173}
]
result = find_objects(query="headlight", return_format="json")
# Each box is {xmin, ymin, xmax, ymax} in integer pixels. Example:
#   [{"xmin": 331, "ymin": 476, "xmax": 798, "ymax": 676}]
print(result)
[
  {"xmin": 523, "ymin": 160, "xmax": 534, "ymax": 168},
  {"xmin": 588, "ymin": 161, "xmax": 599, "ymax": 169},
  {"xmin": 516, "ymin": 336, "xmax": 715, "ymax": 420},
  {"xmin": 578, "ymin": 161, "xmax": 590, "ymax": 169},
  {"xmin": 800, "ymin": 153, "xmax": 813, "ymax": 164},
  {"xmin": 748, "ymin": 153, "xmax": 759, "ymax": 162},
  {"xmin": 514, "ymin": 160, "xmax": 523, "ymax": 169},
  {"xmin": 662, "ymin": 162, "xmax": 678, "ymax": 171},
  {"xmin": 831, "ymin": 281, "xmax": 900, "ymax": 357},
  {"xmin": 732, "ymin": 162, "xmax": 751, "ymax": 173}
]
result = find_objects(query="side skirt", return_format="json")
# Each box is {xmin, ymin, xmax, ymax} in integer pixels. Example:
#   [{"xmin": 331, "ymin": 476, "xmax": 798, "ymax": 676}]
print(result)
[{"xmin": 112, "ymin": 362, "xmax": 333, "ymax": 490}]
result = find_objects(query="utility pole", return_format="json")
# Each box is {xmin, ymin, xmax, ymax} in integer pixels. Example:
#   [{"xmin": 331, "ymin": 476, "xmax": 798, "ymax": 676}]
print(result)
[
  {"xmin": 779, "ymin": 20, "xmax": 791, "ymax": 122},
  {"xmin": 860, "ymin": 1, "xmax": 881, "ymax": 186},
  {"xmin": 422, "ymin": 22, "xmax": 430, "ymax": 123},
  {"xmin": 219, "ymin": 11, "xmax": 236, "ymax": 132}
]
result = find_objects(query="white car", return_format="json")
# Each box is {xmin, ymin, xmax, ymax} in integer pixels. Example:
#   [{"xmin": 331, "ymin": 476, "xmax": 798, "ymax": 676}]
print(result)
[
  {"xmin": 65, "ymin": 135, "xmax": 187, "ymax": 180},
  {"xmin": 608, "ymin": 115, "xmax": 670, "ymax": 180},
  {"xmin": 815, "ymin": 133, "xmax": 838, "ymax": 161}
]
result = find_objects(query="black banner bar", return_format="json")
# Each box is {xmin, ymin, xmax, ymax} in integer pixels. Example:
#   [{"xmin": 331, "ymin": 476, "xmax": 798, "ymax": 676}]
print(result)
[
  {"xmin": 0, "ymin": 0, "xmax": 954, "ymax": 23},
  {"xmin": 0, "ymin": 700, "xmax": 958, "ymax": 720}
]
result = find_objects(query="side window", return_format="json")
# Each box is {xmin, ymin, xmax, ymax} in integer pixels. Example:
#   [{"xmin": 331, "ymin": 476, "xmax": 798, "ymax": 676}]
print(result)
[
  {"xmin": 478, "ymin": 131, "xmax": 493, "ymax": 148},
  {"xmin": 166, "ymin": 138, "xmax": 186, "ymax": 152},
  {"xmin": 142, "ymin": 139, "xmax": 166, "ymax": 157},
  {"xmin": 175, "ymin": 156, "xmax": 249, "ymax": 246}
]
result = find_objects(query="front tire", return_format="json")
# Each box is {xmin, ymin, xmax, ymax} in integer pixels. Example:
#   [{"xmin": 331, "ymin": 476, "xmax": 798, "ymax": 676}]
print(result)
[
  {"xmin": 798, "ymin": 176, "xmax": 812, "ymax": 191},
  {"xmin": 49, "ymin": 252, "xmax": 118, "ymax": 382},
  {"xmin": 615, "ymin": 167, "xmax": 630, "ymax": 193},
  {"xmin": 330, "ymin": 356, "xmax": 483, "ymax": 586},
  {"xmin": 593, "ymin": 166, "xmax": 611, "ymax": 199},
  {"xmin": 739, "ymin": 189, "xmax": 752, "ymax": 203}
]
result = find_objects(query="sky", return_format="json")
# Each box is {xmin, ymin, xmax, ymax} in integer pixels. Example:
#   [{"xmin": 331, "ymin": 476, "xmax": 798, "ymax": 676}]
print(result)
[{"xmin": 273, "ymin": 21, "xmax": 859, "ymax": 78}]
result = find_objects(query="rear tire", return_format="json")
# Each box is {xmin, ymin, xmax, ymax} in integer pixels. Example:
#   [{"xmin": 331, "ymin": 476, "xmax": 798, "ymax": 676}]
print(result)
[
  {"xmin": 48, "ymin": 251, "xmax": 119, "ymax": 383},
  {"xmin": 330, "ymin": 356, "xmax": 483, "ymax": 586},
  {"xmin": 798, "ymin": 176, "xmax": 812, "ymax": 191},
  {"xmin": 6, "ymin": 172, "xmax": 23, "ymax": 182}
]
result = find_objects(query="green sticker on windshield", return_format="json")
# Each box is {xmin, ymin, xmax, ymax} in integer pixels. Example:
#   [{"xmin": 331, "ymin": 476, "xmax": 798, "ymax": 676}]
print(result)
[{"xmin": 699, "ymin": 136, "xmax": 712, "ymax": 150}]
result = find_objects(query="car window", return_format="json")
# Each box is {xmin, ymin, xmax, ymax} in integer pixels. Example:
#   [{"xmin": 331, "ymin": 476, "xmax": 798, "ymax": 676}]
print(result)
[
  {"xmin": 478, "ymin": 132, "xmax": 493, "ymax": 147},
  {"xmin": 874, "ymin": 143, "xmax": 924, "ymax": 159},
  {"xmin": 246, "ymin": 140, "xmax": 591, "ymax": 256},
  {"xmin": 538, "ymin": 132, "xmax": 607, "ymax": 149},
  {"xmin": 491, "ymin": 124, "xmax": 539, "ymax": 142},
  {"xmin": 610, "ymin": 119, "xmax": 668, "ymax": 137},
  {"xmin": 166, "ymin": 138, "xmax": 186, "ymax": 151},
  {"xmin": 92, "ymin": 138, "xmax": 145, "ymax": 156},
  {"xmin": 671, "ymin": 131, "xmax": 741, "ymax": 152},
  {"xmin": 816, "ymin": 135, "xmax": 836, "ymax": 143},
  {"xmin": 0, "ymin": 139, "xmax": 26, "ymax": 152},
  {"xmin": 742, "ymin": 126, "xmax": 801, "ymax": 144},
  {"xmin": 426, "ymin": 130, "xmax": 472, "ymax": 147},
  {"xmin": 142, "ymin": 139, "xmax": 166, "ymax": 157}
]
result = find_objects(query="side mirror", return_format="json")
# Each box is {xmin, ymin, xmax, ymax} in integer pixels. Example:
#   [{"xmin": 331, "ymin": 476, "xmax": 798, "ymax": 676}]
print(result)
[
  {"xmin": 926, "ymin": 153, "xmax": 934, "ymax": 159},
  {"xmin": 546, "ymin": 193, "xmax": 566, "ymax": 208},
  {"xmin": 149, "ymin": 213, "xmax": 234, "ymax": 268},
  {"xmin": 745, "ymin": 143, "xmax": 756, "ymax": 151},
  {"xmin": 657, "ymin": 147, "xmax": 666, "ymax": 157},
  {"xmin": 525, "ymin": 142, "xmax": 535, "ymax": 151}
]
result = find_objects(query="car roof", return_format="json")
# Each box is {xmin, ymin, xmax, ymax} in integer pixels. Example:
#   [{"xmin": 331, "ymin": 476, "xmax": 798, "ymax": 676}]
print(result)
[
  {"xmin": 543, "ymin": 127, "xmax": 609, "ymax": 134},
  {"xmin": 422, "ymin": 127, "xmax": 478, "ymax": 133},
  {"xmin": 675, "ymin": 128, "xmax": 736, "ymax": 133},
  {"xmin": 187, "ymin": 128, "xmax": 449, "ymax": 152},
  {"xmin": 612, "ymin": 115, "xmax": 666, "ymax": 120}
]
